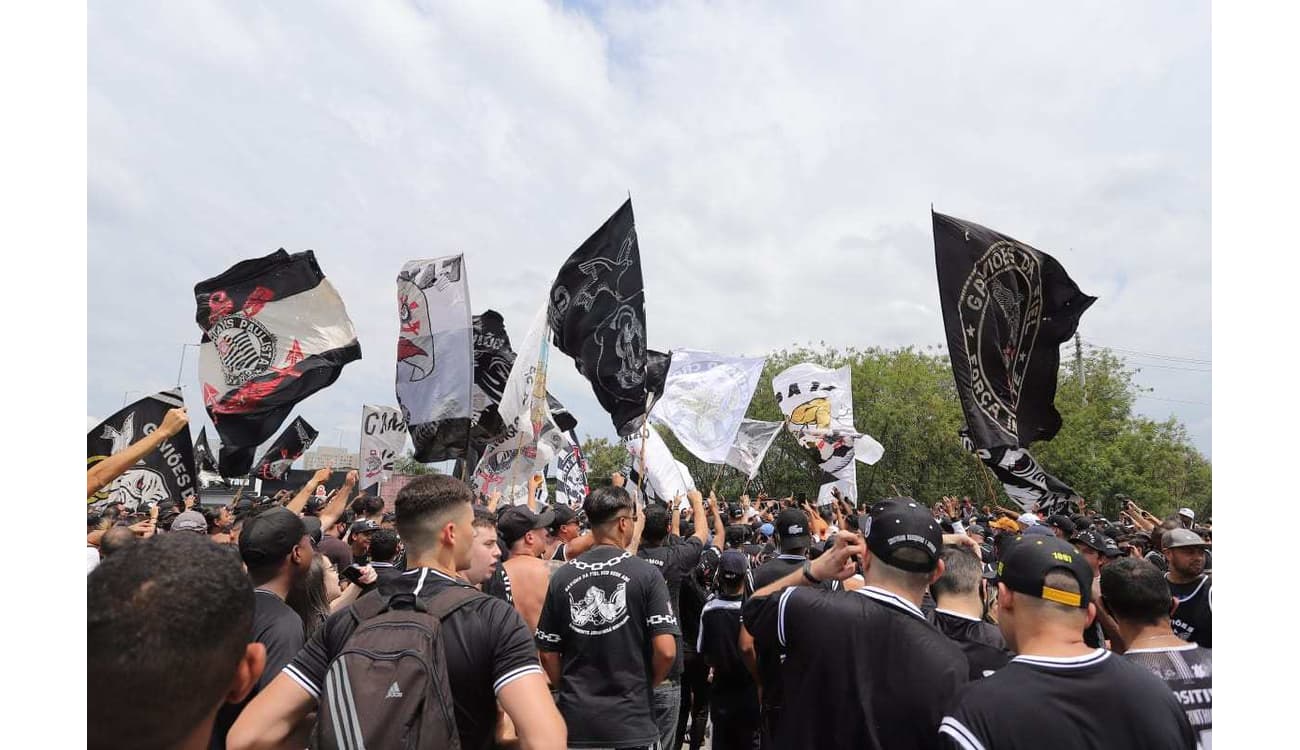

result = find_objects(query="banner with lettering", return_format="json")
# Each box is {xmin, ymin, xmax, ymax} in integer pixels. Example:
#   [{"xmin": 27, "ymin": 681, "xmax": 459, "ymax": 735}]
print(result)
[{"xmin": 359, "ymin": 405, "xmax": 407, "ymax": 491}]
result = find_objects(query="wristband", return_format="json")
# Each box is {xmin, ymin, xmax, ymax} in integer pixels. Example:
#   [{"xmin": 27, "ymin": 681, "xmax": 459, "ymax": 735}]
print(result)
[{"xmin": 802, "ymin": 559, "xmax": 822, "ymax": 585}]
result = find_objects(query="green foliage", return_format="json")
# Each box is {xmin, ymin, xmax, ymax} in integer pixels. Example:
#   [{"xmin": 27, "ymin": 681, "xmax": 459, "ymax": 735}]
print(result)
[
  {"xmin": 579, "ymin": 437, "xmax": 629, "ymax": 485},
  {"xmin": 392, "ymin": 452, "xmax": 438, "ymax": 476},
  {"xmin": 656, "ymin": 344, "xmax": 1211, "ymax": 518}
]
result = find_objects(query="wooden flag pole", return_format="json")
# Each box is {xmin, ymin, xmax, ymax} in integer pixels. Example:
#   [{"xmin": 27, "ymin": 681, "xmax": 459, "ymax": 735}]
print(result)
[{"xmin": 709, "ymin": 463, "xmax": 724, "ymax": 495}]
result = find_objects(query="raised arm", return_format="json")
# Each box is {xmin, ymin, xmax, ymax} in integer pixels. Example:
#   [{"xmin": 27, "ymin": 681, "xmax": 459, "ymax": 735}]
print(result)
[
  {"xmin": 87, "ymin": 408, "xmax": 189, "ymax": 498},
  {"xmin": 285, "ymin": 466, "xmax": 333, "ymax": 515},
  {"xmin": 689, "ymin": 489, "xmax": 708, "ymax": 543},
  {"xmin": 708, "ymin": 491, "xmax": 725, "ymax": 547},
  {"xmin": 670, "ymin": 494, "xmax": 682, "ymax": 538},
  {"xmin": 318, "ymin": 470, "xmax": 358, "ymax": 530}
]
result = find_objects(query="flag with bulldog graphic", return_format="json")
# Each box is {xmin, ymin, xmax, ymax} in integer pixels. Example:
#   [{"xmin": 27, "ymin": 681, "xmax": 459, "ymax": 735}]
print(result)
[
  {"xmin": 396, "ymin": 255, "xmax": 474, "ymax": 462},
  {"xmin": 251, "ymin": 416, "xmax": 318, "ymax": 481},
  {"xmin": 772, "ymin": 363, "xmax": 884, "ymax": 504},
  {"xmin": 548, "ymin": 199, "xmax": 650, "ymax": 436},
  {"xmin": 359, "ymin": 405, "xmax": 406, "ymax": 491},
  {"xmin": 933, "ymin": 211, "xmax": 1096, "ymax": 450},
  {"xmin": 87, "ymin": 389, "xmax": 198, "ymax": 511},
  {"xmin": 195, "ymin": 249, "xmax": 361, "ymax": 477}
]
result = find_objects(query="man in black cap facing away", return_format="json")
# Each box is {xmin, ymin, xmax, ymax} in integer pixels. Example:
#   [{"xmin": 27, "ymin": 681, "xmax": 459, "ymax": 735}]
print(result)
[
  {"xmin": 494, "ymin": 504, "xmax": 556, "ymax": 633},
  {"xmin": 938, "ymin": 535, "xmax": 1194, "ymax": 750},
  {"xmin": 744, "ymin": 498, "xmax": 969, "ymax": 750},
  {"xmin": 698, "ymin": 549, "xmax": 759, "ymax": 750}
]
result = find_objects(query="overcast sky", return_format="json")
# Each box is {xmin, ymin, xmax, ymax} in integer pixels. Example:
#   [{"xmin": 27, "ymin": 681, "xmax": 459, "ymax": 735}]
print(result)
[{"xmin": 87, "ymin": 0, "xmax": 1211, "ymax": 463}]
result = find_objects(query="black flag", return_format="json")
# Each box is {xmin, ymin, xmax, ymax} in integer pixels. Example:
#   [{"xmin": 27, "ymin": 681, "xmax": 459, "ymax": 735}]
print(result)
[
  {"xmin": 252, "ymin": 416, "xmax": 319, "ymax": 480},
  {"xmin": 194, "ymin": 249, "xmax": 361, "ymax": 476},
  {"xmin": 87, "ymin": 389, "xmax": 198, "ymax": 511},
  {"xmin": 548, "ymin": 199, "xmax": 649, "ymax": 435},
  {"xmin": 961, "ymin": 430, "xmax": 1082, "ymax": 515},
  {"xmin": 194, "ymin": 426, "xmax": 218, "ymax": 474},
  {"xmin": 471, "ymin": 309, "xmax": 577, "ymax": 450},
  {"xmin": 934, "ymin": 212, "xmax": 1096, "ymax": 449}
]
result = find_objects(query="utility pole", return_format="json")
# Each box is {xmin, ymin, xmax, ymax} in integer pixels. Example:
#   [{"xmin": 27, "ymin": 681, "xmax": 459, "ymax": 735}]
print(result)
[{"xmin": 1074, "ymin": 332, "xmax": 1086, "ymax": 405}]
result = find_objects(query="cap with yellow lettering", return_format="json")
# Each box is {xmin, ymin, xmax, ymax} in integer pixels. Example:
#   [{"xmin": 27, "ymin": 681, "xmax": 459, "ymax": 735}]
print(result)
[{"xmin": 997, "ymin": 534, "xmax": 1094, "ymax": 608}]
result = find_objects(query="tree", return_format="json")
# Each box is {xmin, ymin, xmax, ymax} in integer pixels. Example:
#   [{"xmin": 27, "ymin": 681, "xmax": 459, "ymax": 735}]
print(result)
[
  {"xmin": 392, "ymin": 451, "xmax": 438, "ymax": 477},
  {"xmin": 580, "ymin": 437, "xmax": 628, "ymax": 486}
]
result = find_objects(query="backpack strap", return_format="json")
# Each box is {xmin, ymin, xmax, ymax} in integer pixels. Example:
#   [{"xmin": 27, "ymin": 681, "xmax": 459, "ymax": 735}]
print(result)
[
  {"xmin": 348, "ymin": 588, "xmax": 391, "ymax": 624},
  {"xmin": 426, "ymin": 584, "xmax": 484, "ymax": 621}
]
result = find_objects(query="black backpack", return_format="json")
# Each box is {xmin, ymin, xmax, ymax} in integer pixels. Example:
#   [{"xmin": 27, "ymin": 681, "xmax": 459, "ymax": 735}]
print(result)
[{"xmin": 312, "ymin": 585, "xmax": 481, "ymax": 750}]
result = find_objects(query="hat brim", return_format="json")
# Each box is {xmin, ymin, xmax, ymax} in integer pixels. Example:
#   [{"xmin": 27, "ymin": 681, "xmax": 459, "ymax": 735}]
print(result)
[{"xmin": 1166, "ymin": 540, "xmax": 1211, "ymax": 549}]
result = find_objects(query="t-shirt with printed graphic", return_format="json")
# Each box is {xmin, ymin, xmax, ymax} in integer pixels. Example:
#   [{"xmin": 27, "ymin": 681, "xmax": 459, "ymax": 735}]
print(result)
[
  {"xmin": 282, "ymin": 567, "xmax": 542, "ymax": 750},
  {"xmin": 1168, "ymin": 574, "xmax": 1212, "ymax": 649},
  {"xmin": 1125, "ymin": 643, "xmax": 1212, "ymax": 749},
  {"xmin": 535, "ymin": 544, "xmax": 681, "ymax": 749},
  {"xmin": 938, "ymin": 649, "xmax": 1195, "ymax": 750}
]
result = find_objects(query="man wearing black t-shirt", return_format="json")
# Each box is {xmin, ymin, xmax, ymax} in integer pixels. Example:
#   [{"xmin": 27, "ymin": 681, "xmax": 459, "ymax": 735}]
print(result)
[
  {"xmin": 536, "ymin": 486, "xmax": 680, "ymax": 750},
  {"xmin": 744, "ymin": 499, "xmax": 969, "ymax": 750},
  {"xmin": 228, "ymin": 475, "xmax": 565, "ymax": 750},
  {"xmin": 212, "ymin": 507, "xmax": 313, "ymax": 749},
  {"xmin": 1101, "ymin": 558, "xmax": 1212, "ymax": 749},
  {"xmin": 939, "ymin": 535, "xmax": 1194, "ymax": 750},
  {"xmin": 365, "ymin": 527, "xmax": 404, "ymax": 588},
  {"xmin": 1163, "ymin": 528, "xmax": 1212, "ymax": 649},
  {"xmin": 929, "ymin": 546, "xmax": 1011, "ymax": 680},
  {"xmin": 698, "ymin": 549, "xmax": 759, "ymax": 750}
]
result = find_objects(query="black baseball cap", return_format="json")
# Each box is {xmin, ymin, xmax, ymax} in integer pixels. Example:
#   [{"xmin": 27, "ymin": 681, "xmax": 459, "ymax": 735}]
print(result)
[
  {"xmin": 1072, "ymin": 529, "xmax": 1121, "ymax": 558},
  {"xmin": 998, "ymin": 534, "xmax": 1094, "ymax": 608},
  {"xmin": 304, "ymin": 496, "xmax": 327, "ymax": 515},
  {"xmin": 239, "ymin": 507, "xmax": 307, "ymax": 569},
  {"xmin": 498, "ymin": 506, "xmax": 556, "ymax": 548},
  {"xmin": 349, "ymin": 519, "xmax": 381, "ymax": 536},
  {"xmin": 718, "ymin": 549, "xmax": 749, "ymax": 582},
  {"xmin": 1046, "ymin": 514, "xmax": 1076, "ymax": 536},
  {"xmin": 774, "ymin": 508, "xmax": 811, "ymax": 551},
  {"xmin": 548, "ymin": 506, "xmax": 578, "ymax": 534},
  {"xmin": 865, "ymin": 498, "xmax": 943, "ymax": 573},
  {"xmin": 301, "ymin": 516, "xmax": 323, "ymax": 546},
  {"xmin": 728, "ymin": 503, "xmax": 746, "ymax": 521}
]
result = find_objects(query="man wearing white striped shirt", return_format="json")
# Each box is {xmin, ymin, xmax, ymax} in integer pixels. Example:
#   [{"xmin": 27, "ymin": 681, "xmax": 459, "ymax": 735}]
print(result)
[{"xmin": 229, "ymin": 475, "xmax": 565, "ymax": 750}]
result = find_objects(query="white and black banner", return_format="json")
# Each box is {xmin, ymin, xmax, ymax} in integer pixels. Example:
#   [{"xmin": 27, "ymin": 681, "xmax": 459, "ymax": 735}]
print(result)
[
  {"xmin": 724, "ymin": 419, "xmax": 784, "ymax": 480},
  {"xmin": 650, "ymin": 349, "xmax": 766, "ymax": 464},
  {"xmin": 960, "ymin": 430, "xmax": 1082, "ymax": 515},
  {"xmin": 251, "ymin": 416, "xmax": 318, "ymax": 480},
  {"xmin": 87, "ymin": 389, "xmax": 198, "ymax": 511},
  {"xmin": 396, "ymin": 255, "xmax": 474, "ymax": 462},
  {"xmin": 359, "ymin": 405, "xmax": 407, "ymax": 491},
  {"xmin": 554, "ymin": 430, "xmax": 589, "ymax": 507},
  {"xmin": 772, "ymin": 363, "xmax": 884, "ymax": 504},
  {"xmin": 624, "ymin": 424, "xmax": 696, "ymax": 503},
  {"xmin": 472, "ymin": 424, "xmax": 566, "ymax": 506}
]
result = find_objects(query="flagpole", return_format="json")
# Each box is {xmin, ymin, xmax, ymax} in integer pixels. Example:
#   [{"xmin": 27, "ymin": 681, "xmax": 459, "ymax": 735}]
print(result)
[{"xmin": 710, "ymin": 463, "xmax": 724, "ymax": 495}]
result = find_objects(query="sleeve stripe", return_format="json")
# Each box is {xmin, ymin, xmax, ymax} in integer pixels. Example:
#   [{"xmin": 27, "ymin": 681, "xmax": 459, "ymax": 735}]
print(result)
[
  {"xmin": 494, "ymin": 664, "xmax": 543, "ymax": 693},
  {"xmin": 939, "ymin": 717, "xmax": 986, "ymax": 750},
  {"xmin": 777, "ymin": 587, "xmax": 797, "ymax": 648},
  {"xmin": 282, "ymin": 664, "xmax": 320, "ymax": 701}
]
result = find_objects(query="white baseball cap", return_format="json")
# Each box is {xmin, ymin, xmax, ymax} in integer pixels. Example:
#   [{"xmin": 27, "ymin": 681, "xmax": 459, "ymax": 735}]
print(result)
[
  {"xmin": 1017, "ymin": 512, "xmax": 1039, "ymax": 527},
  {"xmin": 1178, "ymin": 507, "xmax": 1195, "ymax": 520}
]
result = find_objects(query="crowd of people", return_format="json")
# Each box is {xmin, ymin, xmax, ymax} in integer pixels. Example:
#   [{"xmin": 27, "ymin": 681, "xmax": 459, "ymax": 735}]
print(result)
[{"xmin": 87, "ymin": 408, "xmax": 1212, "ymax": 749}]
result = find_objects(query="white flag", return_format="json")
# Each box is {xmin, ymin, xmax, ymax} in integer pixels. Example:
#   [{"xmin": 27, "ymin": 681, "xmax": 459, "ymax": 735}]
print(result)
[
  {"xmin": 650, "ymin": 349, "xmax": 766, "ymax": 464},
  {"xmin": 724, "ymin": 419, "xmax": 784, "ymax": 479},
  {"xmin": 772, "ymin": 363, "xmax": 883, "ymax": 504},
  {"xmin": 624, "ymin": 425, "xmax": 694, "ymax": 502},
  {"xmin": 359, "ymin": 405, "xmax": 406, "ymax": 491},
  {"xmin": 472, "ymin": 423, "xmax": 565, "ymax": 506},
  {"xmin": 497, "ymin": 301, "xmax": 553, "ymax": 440}
]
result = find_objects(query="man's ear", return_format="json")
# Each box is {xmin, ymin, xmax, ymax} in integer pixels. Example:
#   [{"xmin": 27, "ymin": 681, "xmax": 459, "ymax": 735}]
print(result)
[
  {"xmin": 997, "ymin": 582, "xmax": 1012, "ymax": 612},
  {"xmin": 928, "ymin": 558, "xmax": 947, "ymax": 587},
  {"xmin": 1084, "ymin": 601, "xmax": 1097, "ymax": 628},
  {"xmin": 226, "ymin": 642, "xmax": 266, "ymax": 704}
]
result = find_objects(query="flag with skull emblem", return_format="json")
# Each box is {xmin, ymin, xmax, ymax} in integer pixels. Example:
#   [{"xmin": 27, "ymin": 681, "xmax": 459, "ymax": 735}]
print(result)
[
  {"xmin": 251, "ymin": 416, "xmax": 318, "ymax": 481},
  {"xmin": 933, "ymin": 211, "xmax": 1096, "ymax": 450},
  {"xmin": 87, "ymin": 389, "xmax": 198, "ymax": 511},
  {"xmin": 547, "ymin": 199, "xmax": 650, "ymax": 436}
]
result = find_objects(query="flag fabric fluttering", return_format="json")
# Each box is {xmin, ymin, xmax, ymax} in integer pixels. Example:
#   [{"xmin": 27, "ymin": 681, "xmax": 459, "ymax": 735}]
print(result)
[
  {"xmin": 772, "ymin": 363, "xmax": 883, "ymax": 504},
  {"xmin": 724, "ymin": 419, "xmax": 785, "ymax": 480},
  {"xmin": 650, "ymin": 349, "xmax": 767, "ymax": 464},
  {"xmin": 195, "ymin": 249, "xmax": 361, "ymax": 477},
  {"xmin": 470, "ymin": 309, "xmax": 577, "ymax": 450},
  {"xmin": 396, "ymin": 255, "xmax": 474, "ymax": 463},
  {"xmin": 359, "ymin": 405, "xmax": 407, "ymax": 492},
  {"xmin": 472, "ymin": 424, "xmax": 566, "ymax": 507},
  {"xmin": 193, "ymin": 426, "xmax": 219, "ymax": 475},
  {"xmin": 554, "ymin": 430, "xmax": 589, "ymax": 507},
  {"xmin": 623, "ymin": 424, "xmax": 696, "ymax": 503},
  {"xmin": 548, "ymin": 199, "xmax": 650, "ymax": 436},
  {"xmin": 497, "ymin": 302, "xmax": 555, "ymax": 441},
  {"xmin": 87, "ymin": 389, "xmax": 198, "ymax": 511},
  {"xmin": 933, "ymin": 211, "xmax": 1096, "ymax": 449},
  {"xmin": 961, "ymin": 430, "xmax": 1082, "ymax": 515},
  {"xmin": 251, "ymin": 416, "xmax": 318, "ymax": 481}
]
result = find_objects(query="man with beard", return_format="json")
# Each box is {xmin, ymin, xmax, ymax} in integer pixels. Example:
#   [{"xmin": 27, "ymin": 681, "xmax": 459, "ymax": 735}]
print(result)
[{"xmin": 1163, "ymin": 528, "xmax": 1212, "ymax": 649}]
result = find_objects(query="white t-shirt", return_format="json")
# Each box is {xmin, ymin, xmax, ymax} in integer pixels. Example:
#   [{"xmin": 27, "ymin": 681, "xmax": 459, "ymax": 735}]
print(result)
[{"xmin": 87, "ymin": 547, "xmax": 101, "ymax": 574}]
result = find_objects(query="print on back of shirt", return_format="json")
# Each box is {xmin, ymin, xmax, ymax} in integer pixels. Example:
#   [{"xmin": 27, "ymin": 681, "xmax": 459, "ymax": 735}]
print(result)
[{"xmin": 569, "ymin": 580, "xmax": 629, "ymax": 632}]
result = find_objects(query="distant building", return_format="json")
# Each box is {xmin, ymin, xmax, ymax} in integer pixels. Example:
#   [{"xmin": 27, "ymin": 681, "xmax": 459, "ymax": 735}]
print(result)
[{"xmin": 301, "ymin": 446, "xmax": 359, "ymax": 470}]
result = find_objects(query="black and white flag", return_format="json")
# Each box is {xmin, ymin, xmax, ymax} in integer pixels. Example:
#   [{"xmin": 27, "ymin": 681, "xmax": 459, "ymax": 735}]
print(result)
[
  {"xmin": 87, "ymin": 389, "xmax": 198, "ymax": 511},
  {"xmin": 471, "ymin": 309, "xmax": 578, "ymax": 450},
  {"xmin": 397, "ymin": 255, "xmax": 474, "ymax": 462},
  {"xmin": 961, "ymin": 430, "xmax": 1082, "ymax": 515},
  {"xmin": 554, "ymin": 430, "xmax": 589, "ymax": 507},
  {"xmin": 933, "ymin": 211, "xmax": 1096, "ymax": 449},
  {"xmin": 252, "ymin": 416, "xmax": 318, "ymax": 481},
  {"xmin": 195, "ymin": 249, "xmax": 361, "ymax": 477},
  {"xmin": 548, "ymin": 199, "xmax": 650, "ymax": 436},
  {"xmin": 359, "ymin": 405, "xmax": 406, "ymax": 491},
  {"xmin": 194, "ymin": 426, "xmax": 218, "ymax": 475}
]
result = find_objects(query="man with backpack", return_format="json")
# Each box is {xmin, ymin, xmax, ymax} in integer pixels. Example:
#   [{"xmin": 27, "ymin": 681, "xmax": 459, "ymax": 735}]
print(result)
[{"xmin": 228, "ymin": 474, "xmax": 565, "ymax": 750}]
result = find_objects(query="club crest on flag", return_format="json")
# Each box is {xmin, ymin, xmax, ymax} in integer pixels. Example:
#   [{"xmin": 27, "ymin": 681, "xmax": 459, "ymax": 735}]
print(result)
[{"xmin": 211, "ymin": 314, "xmax": 278, "ymax": 387}]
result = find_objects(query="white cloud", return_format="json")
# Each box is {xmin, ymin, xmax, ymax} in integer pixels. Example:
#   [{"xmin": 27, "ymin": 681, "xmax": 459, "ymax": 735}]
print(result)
[{"xmin": 88, "ymin": 0, "xmax": 1210, "ymax": 457}]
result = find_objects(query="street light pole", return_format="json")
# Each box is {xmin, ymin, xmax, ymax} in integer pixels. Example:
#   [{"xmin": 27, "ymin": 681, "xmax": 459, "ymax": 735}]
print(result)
[{"xmin": 176, "ymin": 343, "xmax": 199, "ymax": 388}]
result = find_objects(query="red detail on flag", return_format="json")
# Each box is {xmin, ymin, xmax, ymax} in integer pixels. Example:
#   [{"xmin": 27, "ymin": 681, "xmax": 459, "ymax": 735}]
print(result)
[
  {"xmin": 397, "ymin": 337, "xmax": 426, "ymax": 363},
  {"xmin": 243, "ymin": 286, "xmax": 275, "ymax": 317},
  {"xmin": 203, "ymin": 383, "xmax": 220, "ymax": 408},
  {"xmin": 282, "ymin": 340, "xmax": 304, "ymax": 368},
  {"xmin": 207, "ymin": 291, "xmax": 234, "ymax": 325}
]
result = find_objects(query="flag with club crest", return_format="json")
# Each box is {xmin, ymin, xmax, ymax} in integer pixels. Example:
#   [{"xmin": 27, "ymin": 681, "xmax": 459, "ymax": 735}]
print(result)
[
  {"xmin": 251, "ymin": 416, "xmax": 318, "ymax": 481},
  {"xmin": 87, "ymin": 389, "xmax": 198, "ymax": 511},
  {"xmin": 471, "ymin": 308, "xmax": 577, "ymax": 450},
  {"xmin": 554, "ymin": 429, "xmax": 589, "ymax": 507},
  {"xmin": 649, "ymin": 349, "xmax": 766, "ymax": 464},
  {"xmin": 359, "ymin": 405, "xmax": 407, "ymax": 492}
]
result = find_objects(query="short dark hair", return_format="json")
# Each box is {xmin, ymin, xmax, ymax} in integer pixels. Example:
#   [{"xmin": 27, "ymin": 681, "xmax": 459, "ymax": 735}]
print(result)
[
  {"xmin": 1100, "ymin": 557, "xmax": 1172, "ymax": 626},
  {"xmin": 88, "ymin": 533, "xmax": 253, "ymax": 750},
  {"xmin": 932, "ymin": 546, "xmax": 982, "ymax": 598},
  {"xmin": 350, "ymin": 495, "xmax": 369, "ymax": 516},
  {"xmin": 364, "ymin": 494, "xmax": 386, "ymax": 517},
  {"xmin": 584, "ymin": 486, "xmax": 634, "ymax": 527},
  {"xmin": 394, "ymin": 475, "xmax": 473, "ymax": 549},
  {"xmin": 642, "ymin": 505, "xmax": 671, "ymax": 545},
  {"xmin": 99, "ymin": 525, "xmax": 137, "ymax": 558},
  {"xmin": 472, "ymin": 507, "xmax": 497, "ymax": 532},
  {"xmin": 369, "ymin": 529, "xmax": 400, "ymax": 563}
]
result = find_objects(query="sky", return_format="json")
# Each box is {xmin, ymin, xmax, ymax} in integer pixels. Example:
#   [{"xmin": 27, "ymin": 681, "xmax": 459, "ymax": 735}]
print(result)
[{"xmin": 87, "ymin": 0, "xmax": 1211, "ymax": 463}]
